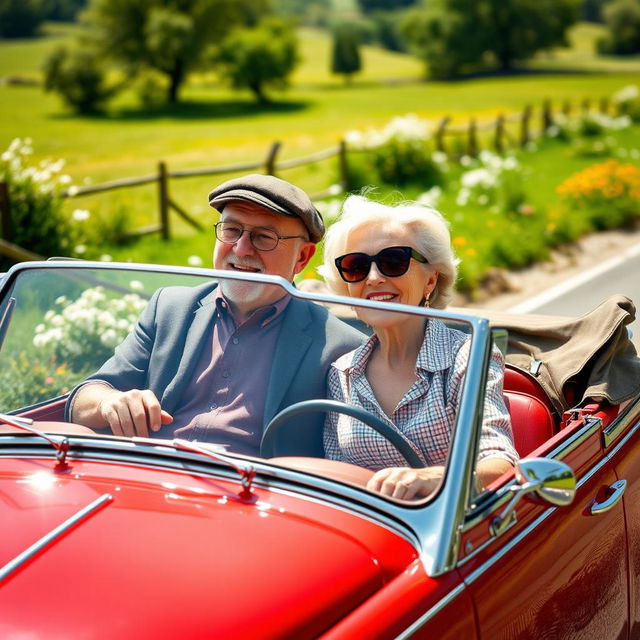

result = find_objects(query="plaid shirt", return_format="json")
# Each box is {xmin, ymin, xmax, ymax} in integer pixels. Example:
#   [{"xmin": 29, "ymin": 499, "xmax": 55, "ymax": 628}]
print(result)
[{"xmin": 324, "ymin": 318, "xmax": 518, "ymax": 471}]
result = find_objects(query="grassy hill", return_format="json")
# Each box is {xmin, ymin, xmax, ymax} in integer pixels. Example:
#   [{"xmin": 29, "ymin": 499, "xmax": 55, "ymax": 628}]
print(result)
[{"xmin": 0, "ymin": 20, "xmax": 638, "ymax": 276}]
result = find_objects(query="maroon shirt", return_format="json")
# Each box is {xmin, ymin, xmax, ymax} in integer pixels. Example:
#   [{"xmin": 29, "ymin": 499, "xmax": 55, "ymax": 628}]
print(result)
[{"xmin": 157, "ymin": 290, "xmax": 289, "ymax": 455}]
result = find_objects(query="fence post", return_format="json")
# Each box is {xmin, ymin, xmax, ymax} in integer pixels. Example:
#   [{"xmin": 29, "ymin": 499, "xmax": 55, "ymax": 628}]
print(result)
[
  {"xmin": 562, "ymin": 100, "xmax": 571, "ymax": 118},
  {"xmin": 494, "ymin": 114, "xmax": 505, "ymax": 153},
  {"xmin": 435, "ymin": 116, "xmax": 450, "ymax": 154},
  {"xmin": 541, "ymin": 99, "xmax": 553, "ymax": 135},
  {"xmin": 338, "ymin": 139, "xmax": 349, "ymax": 190},
  {"xmin": 466, "ymin": 118, "xmax": 478, "ymax": 157},
  {"xmin": 0, "ymin": 181, "xmax": 11, "ymax": 242},
  {"xmin": 157, "ymin": 161, "xmax": 170, "ymax": 241},
  {"xmin": 581, "ymin": 98, "xmax": 591, "ymax": 114},
  {"xmin": 520, "ymin": 105, "xmax": 531, "ymax": 147},
  {"xmin": 599, "ymin": 97, "xmax": 609, "ymax": 114},
  {"xmin": 265, "ymin": 141, "xmax": 281, "ymax": 176}
]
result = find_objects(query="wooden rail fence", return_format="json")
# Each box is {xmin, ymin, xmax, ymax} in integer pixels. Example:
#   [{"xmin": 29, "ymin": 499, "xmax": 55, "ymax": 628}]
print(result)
[{"xmin": 0, "ymin": 96, "xmax": 619, "ymax": 260}]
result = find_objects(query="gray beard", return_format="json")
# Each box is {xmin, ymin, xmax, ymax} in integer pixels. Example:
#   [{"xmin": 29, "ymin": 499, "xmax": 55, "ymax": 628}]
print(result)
[{"xmin": 218, "ymin": 279, "xmax": 267, "ymax": 308}]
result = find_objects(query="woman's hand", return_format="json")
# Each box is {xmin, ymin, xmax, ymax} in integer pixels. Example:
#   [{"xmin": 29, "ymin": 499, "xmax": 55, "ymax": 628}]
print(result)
[{"xmin": 366, "ymin": 465, "xmax": 445, "ymax": 500}]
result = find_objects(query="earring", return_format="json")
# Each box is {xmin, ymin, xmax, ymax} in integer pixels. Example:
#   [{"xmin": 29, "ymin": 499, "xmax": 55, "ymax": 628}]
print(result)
[{"xmin": 422, "ymin": 293, "xmax": 431, "ymax": 307}]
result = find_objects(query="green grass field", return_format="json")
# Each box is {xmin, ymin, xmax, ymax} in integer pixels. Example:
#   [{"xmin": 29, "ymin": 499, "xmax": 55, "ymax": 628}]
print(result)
[{"xmin": 1, "ymin": 21, "xmax": 639, "ymax": 282}]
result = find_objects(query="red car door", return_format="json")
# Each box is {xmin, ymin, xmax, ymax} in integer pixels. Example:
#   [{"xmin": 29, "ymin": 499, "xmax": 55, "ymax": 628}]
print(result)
[
  {"xmin": 602, "ymin": 399, "xmax": 640, "ymax": 636},
  {"xmin": 458, "ymin": 413, "xmax": 629, "ymax": 639}
]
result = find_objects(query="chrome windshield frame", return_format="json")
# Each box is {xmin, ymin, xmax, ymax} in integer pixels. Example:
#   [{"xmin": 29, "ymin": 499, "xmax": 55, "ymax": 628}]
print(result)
[{"xmin": 0, "ymin": 260, "xmax": 496, "ymax": 576}]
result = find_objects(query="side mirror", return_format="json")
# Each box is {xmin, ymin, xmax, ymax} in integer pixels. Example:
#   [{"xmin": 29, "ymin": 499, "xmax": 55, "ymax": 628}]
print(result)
[{"xmin": 491, "ymin": 458, "xmax": 576, "ymax": 536}]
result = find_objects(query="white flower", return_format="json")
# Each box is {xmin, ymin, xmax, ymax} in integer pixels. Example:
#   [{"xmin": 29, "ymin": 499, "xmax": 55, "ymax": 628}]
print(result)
[
  {"xmin": 74, "ymin": 244, "xmax": 86, "ymax": 255},
  {"xmin": 187, "ymin": 255, "xmax": 203, "ymax": 267},
  {"xmin": 612, "ymin": 85, "xmax": 639, "ymax": 104},
  {"xmin": 67, "ymin": 185, "xmax": 79, "ymax": 196},
  {"xmin": 100, "ymin": 254, "xmax": 112, "ymax": 262},
  {"xmin": 72, "ymin": 209, "xmax": 90, "ymax": 222},
  {"xmin": 129, "ymin": 280, "xmax": 144, "ymax": 292},
  {"xmin": 100, "ymin": 329, "xmax": 119, "ymax": 349}
]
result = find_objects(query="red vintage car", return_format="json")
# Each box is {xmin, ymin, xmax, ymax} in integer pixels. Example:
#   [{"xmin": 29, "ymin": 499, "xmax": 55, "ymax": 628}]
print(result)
[{"xmin": 1, "ymin": 260, "xmax": 639, "ymax": 639}]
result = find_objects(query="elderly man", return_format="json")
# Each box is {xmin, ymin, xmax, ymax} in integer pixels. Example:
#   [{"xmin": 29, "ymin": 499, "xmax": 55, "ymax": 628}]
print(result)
[{"xmin": 65, "ymin": 174, "xmax": 364, "ymax": 457}]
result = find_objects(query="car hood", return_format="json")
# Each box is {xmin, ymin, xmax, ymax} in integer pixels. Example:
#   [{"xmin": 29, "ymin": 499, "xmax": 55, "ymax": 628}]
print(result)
[{"xmin": 0, "ymin": 456, "xmax": 418, "ymax": 639}]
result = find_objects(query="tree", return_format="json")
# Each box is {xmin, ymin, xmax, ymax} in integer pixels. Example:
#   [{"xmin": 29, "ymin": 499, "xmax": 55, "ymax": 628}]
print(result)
[
  {"xmin": 403, "ymin": 0, "xmax": 581, "ymax": 78},
  {"xmin": 598, "ymin": 0, "xmax": 640, "ymax": 54},
  {"xmin": 0, "ymin": 0, "xmax": 48, "ymax": 37},
  {"xmin": 331, "ymin": 24, "xmax": 362, "ymax": 82},
  {"xmin": 357, "ymin": 0, "xmax": 418, "ymax": 12},
  {"xmin": 43, "ymin": 46, "xmax": 122, "ymax": 113},
  {"xmin": 81, "ymin": 0, "xmax": 270, "ymax": 104},
  {"xmin": 215, "ymin": 18, "xmax": 299, "ymax": 104}
]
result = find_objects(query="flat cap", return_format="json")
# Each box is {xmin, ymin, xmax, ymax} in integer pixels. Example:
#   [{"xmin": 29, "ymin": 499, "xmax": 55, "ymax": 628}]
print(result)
[{"xmin": 208, "ymin": 173, "xmax": 325, "ymax": 243}]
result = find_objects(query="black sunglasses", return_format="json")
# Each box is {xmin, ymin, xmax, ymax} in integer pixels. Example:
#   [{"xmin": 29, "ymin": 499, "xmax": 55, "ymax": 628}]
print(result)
[{"xmin": 335, "ymin": 246, "xmax": 429, "ymax": 283}]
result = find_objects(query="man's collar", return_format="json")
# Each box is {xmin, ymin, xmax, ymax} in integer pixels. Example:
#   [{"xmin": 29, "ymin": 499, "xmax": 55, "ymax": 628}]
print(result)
[{"xmin": 215, "ymin": 288, "xmax": 291, "ymax": 327}]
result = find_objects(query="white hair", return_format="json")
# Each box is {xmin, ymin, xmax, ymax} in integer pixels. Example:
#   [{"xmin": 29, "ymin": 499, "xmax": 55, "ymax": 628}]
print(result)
[{"xmin": 322, "ymin": 194, "xmax": 459, "ymax": 309}]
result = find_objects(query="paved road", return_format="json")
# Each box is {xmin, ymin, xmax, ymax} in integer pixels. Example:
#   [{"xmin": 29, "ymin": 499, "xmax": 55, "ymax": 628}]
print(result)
[{"xmin": 507, "ymin": 242, "xmax": 640, "ymax": 351}]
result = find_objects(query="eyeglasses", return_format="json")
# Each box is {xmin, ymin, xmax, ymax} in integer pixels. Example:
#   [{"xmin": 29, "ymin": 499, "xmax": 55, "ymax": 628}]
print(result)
[
  {"xmin": 214, "ymin": 221, "xmax": 307, "ymax": 251},
  {"xmin": 335, "ymin": 246, "xmax": 429, "ymax": 283}
]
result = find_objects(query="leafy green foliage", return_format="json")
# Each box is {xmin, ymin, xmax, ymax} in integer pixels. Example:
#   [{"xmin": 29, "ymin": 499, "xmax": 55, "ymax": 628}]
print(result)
[
  {"xmin": 331, "ymin": 23, "xmax": 362, "ymax": 81},
  {"xmin": 215, "ymin": 18, "xmax": 299, "ymax": 104},
  {"xmin": 357, "ymin": 0, "xmax": 417, "ymax": 13},
  {"xmin": 597, "ymin": 0, "xmax": 640, "ymax": 55},
  {"xmin": 0, "ymin": 0, "xmax": 48, "ymax": 38},
  {"xmin": 80, "ymin": 0, "xmax": 271, "ymax": 103},
  {"xmin": 0, "ymin": 138, "xmax": 87, "ymax": 267},
  {"xmin": 403, "ymin": 0, "xmax": 581, "ymax": 78},
  {"xmin": 43, "ymin": 45, "xmax": 121, "ymax": 113}
]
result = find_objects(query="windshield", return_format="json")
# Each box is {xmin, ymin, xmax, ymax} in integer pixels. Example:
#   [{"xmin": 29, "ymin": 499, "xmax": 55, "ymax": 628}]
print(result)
[{"xmin": 0, "ymin": 262, "xmax": 514, "ymax": 504}]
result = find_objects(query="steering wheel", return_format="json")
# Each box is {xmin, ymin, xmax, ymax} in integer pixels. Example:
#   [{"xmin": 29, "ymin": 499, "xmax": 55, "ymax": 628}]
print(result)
[{"xmin": 260, "ymin": 399, "xmax": 424, "ymax": 469}]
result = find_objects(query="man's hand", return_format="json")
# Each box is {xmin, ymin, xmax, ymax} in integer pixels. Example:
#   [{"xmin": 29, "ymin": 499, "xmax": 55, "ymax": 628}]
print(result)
[
  {"xmin": 366, "ymin": 466, "xmax": 445, "ymax": 501},
  {"xmin": 72, "ymin": 384, "xmax": 173, "ymax": 438},
  {"xmin": 98, "ymin": 389, "xmax": 173, "ymax": 437}
]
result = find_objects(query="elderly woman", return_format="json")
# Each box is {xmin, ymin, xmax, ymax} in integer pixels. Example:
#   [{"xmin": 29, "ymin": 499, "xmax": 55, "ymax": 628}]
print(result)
[{"xmin": 322, "ymin": 195, "xmax": 517, "ymax": 500}]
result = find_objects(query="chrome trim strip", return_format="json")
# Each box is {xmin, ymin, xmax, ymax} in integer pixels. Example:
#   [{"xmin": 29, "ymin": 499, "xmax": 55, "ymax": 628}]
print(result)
[
  {"xmin": 603, "ymin": 397, "xmax": 640, "ymax": 449},
  {"xmin": 0, "ymin": 493, "xmax": 113, "ymax": 582},
  {"xmin": 604, "ymin": 405, "xmax": 640, "ymax": 460},
  {"xmin": 395, "ymin": 583, "xmax": 467, "ymax": 639},
  {"xmin": 553, "ymin": 417, "xmax": 602, "ymax": 461}
]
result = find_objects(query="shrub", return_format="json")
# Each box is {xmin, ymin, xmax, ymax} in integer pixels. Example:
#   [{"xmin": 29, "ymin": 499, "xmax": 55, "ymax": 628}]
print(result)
[
  {"xmin": 43, "ymin": 46, "xmax": 121, "ymax": 114},
  {"xmin": 455, "ymin": 151, "xmax": 526, "ymax": 213},
  {"xmin": 556, "ymin": 159, "xmax": 640, "ymax": 229},
  {"xmin": 33, "ymin": 285, "xmax": 148, "ymax": 372},
  {"xmin": 345, "ymin": 114, "xmax": 448, "ymax": 188},
  {"xmin": 612, "ymin": 84, "xmax": 640, "ymax": 122},
  {"xmin": 0, "ymin": 138, "xmax": 89, "ymax": 266}
]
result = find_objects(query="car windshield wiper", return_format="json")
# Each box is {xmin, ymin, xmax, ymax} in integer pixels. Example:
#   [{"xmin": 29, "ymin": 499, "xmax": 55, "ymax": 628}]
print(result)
[
  {"xmin": 132, "ymin": 437, "xmax": 256, "ymax": 500},
  {"xmin": 0, "ymin": 413, "xmax": 70, "ymax": 469}
]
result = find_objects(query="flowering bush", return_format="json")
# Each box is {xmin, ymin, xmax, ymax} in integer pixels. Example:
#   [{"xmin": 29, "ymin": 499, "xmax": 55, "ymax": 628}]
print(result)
[
  {"xmin": 455, "ymin": 151, "xmax": 526, "ymax": 213},
  {"xmin": 0, "ymin": 138, "xmax": 90, "ymax": 265},
  {"xmin": 33, "ymin": 284, "xmax": 148, "ymax": 372},
  {"xmin": 0, "ymin": 355, "xmax": 79, "ymax": 408},
  {"xmin": 345, "ymin": 114, "xmax": 448, "ymax": 188},
  {"xmin": 556, "ymin": 160, "xmax": 640, "ymax": 230},
  {"xmin": 612, "ymin": 85, "xmax": 640, "ymax": 121}
]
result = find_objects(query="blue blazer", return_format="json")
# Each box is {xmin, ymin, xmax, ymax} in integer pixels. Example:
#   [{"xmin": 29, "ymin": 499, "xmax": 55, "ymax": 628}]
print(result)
[{"xmin": 65, "ymin": 282, "xmax": 364, "ymax": 457}]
